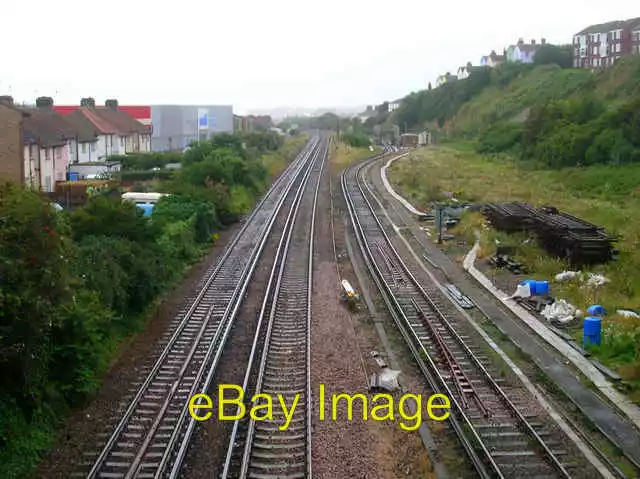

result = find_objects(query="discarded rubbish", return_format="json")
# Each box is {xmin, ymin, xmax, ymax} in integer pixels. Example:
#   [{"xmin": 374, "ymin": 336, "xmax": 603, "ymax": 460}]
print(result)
[
  {"xmin": 555, "ymin": 271, "xmax": 580, "ymax": 282},
  {"xmin": 553, "ymin": 270, "xmax": 609, "ymax": 288},
  {"xmin": 584, "ymin": 273, "xmax": 609, "ymax": 288},
  {"xmin": 370, "ymin": 367, "xmax": 401, "ymax": 392},
  {"xmin": 542, "ymin": 299, "xmax": 577, "ymax": 324},
  {"xmin": 520, "ymin": 295, "xmax": 555, "ymax": 313},
  {"xmin": 489, "ymin": 254, "xmax": 527, "ymax": 274},
  {"xmin": 509, "ymin": 283, "xmax": 532, "ymax": 299},
  {"xmin": 445, "ymin": 284, "xmax": 474, "ymax": 309},
  {"xmin": 617, "ymin": 309, "xmax": 640, "ymax": 319},
  {"xmin": 370, "ymin": 351, "xmax": 388, "ymax": 368}
]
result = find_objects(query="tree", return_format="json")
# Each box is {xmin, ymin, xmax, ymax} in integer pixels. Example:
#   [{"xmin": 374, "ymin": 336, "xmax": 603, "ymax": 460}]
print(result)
[
  {"xmin": 534, "ymin": 44, "xmax": 573, "ymax": 69},
  {"xmin": 428, "ymin": 82, "xmax": 432, "ymax": 90}
]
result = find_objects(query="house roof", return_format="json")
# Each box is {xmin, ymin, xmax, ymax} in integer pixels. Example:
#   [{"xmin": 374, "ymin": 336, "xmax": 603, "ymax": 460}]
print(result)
[
  {"xmin": 95, "ymin": 107, "xmax": 150, "ymax": 135},
  {"xmin": 577, "ymin": 17, "xmax": 640, "ymax": 35},
  {"xmin": 68, "ymin": 108, "xmax": 122, "ymax": 135},
  {"xmin": 60, "ymin": 112, "xmax": 99, "ymax": 143},
  {"xmin": 25, "ymin": 108, "xmax": 98, "ymax": 143},
  {"xmin": 22, "ymin": 111, "xmax": 69, "ymax": 148},
  {"xmin": 515, "ymin": 44, "xmax": 540, "ymax": 54}
]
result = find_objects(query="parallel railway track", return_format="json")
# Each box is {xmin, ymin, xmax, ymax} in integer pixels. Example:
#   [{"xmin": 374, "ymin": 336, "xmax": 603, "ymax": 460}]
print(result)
[
  {"xmin": 342, "ymin": 156, "xmax": 601, "ymax": 479},
  {"xmin": 80, "ymin": 137, "xmax": 322, "ymax": 479},
  {"xmin": 221, "ymin": 137, "xmax": 328, "ymax": 479}
]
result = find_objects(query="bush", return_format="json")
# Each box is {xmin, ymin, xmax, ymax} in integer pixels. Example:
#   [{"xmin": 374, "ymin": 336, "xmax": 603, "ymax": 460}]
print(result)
[
  {"xmin": 120, "ymin": 170, "xmax": 174, "ymax": 181},
  {"xmin": 49, "ymin": 290, "xmax": 116, "ymax": 404},
  {"xmin": 0, "ymin": 183, "xmax": 73, "ymax": 407},
  {"xmin": 112, "ymin": 152, "xmax": 182, "ymax": 171},
  {"xmin": 153, "ymin": 195, "xmax": 219, "ymax": 243},
  {"xmin": 477, "ymin": 121, "xmax": 523, "ymax": 154},
  {"xmin": 342, "ymin": 132, "xmax": 371, "ymax": 147},
  {"xmin": 70, "ymin": 195, "xmax": 160, "ymax": 244},
  {"xmin": 157, "ymin": 217, "xmax": 198, "ymax": 261}
]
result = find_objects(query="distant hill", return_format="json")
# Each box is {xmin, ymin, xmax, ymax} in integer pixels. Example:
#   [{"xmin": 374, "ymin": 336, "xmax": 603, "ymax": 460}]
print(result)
[{"xmin": 246, "ymin": 106, "xmax": 367, "ymax": 121}]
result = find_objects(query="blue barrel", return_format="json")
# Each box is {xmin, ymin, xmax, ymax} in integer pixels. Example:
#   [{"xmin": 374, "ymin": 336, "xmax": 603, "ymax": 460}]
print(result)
[
  {"xmin": 520, "ymin": 280, "xmax": 549, "ymax": 296},
  {"xmin": 68, "ymin": 172, "xmax": 79, "ymax": 181},
  {"xmin": 520, "ymin": 280, "xmax": 536, "ymax": 295},
  {"xmin": 533, "ymin": 280, "xmax": 549, "ymax": 295},
  {"xmin": 583, "ymin": 316, "xmax": 602, "ymax": 347},
  {"xmin": 587, "ymin": 305, "xmax": 606, "ymax": 316}
]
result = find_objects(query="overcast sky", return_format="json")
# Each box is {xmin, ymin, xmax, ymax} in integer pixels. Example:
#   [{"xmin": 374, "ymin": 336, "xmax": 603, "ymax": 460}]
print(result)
[{"xmin": 1, "ymin": 1, "xmax": 637, "ymax": 114}]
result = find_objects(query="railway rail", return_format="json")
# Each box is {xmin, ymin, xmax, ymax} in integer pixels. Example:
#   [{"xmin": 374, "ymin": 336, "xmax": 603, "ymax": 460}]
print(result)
[
  {"xmin": 342, "ymin": 156, "xmax": 601, "ymax": 479},
  {"xmin": 79, "ymin": 137, "xmax": 322, "ymax": 479},
  {"xmin": 220, "ymin": 137, "xmax": 328, "ymax": 479}
]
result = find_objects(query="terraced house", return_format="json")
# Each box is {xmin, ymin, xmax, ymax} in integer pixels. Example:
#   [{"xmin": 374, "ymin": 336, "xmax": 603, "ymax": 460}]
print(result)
[
  {"xmin": 0, "ymin": 96, "xmax": 29, "ymax": 186},
  {"xmin": 573, "ymin": 17, "xmax": 640, "ymax": 69},
  {"xmin": 0, "ymin": 95, "xmax": 154, "ymax": 192}
]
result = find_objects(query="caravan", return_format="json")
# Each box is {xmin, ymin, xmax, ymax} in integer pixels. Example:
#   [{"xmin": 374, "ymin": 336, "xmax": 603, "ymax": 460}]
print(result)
[{"xmin": 121, "ymin": 192, "xmax": 169, "ymax": 216}]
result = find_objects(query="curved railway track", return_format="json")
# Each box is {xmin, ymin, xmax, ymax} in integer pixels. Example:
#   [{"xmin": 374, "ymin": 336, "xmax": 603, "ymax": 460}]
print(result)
[
  {"xmin": 342, "ymin": 156, "xmax": 601, "ymax": 479},
  {"xmin": 80, "ymin": 137, "xmax": 322, "ymax": 479},
  {"xmin": 220, "ymin": 137, "xmax": 328, "ymax": 479}
]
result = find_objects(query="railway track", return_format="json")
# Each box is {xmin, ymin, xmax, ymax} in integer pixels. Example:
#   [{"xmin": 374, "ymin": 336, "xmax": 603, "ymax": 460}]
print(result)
[
  {"xmin": 79, "ymin": 137, "xmax": 322, "ymax": 479},
  {"xmin": 342, "ymin": 157, "xmax": 601, "ymax": 479},
  {"xmin": 221, "ymin": 137, "xmax": 328, "ymax": 478}
]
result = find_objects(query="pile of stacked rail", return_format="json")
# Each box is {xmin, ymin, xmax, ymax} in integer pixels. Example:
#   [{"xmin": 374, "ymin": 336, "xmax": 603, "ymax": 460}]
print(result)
[{"xmin": 482, "ymin": 202, "xmax": 616, "ymax": 265}]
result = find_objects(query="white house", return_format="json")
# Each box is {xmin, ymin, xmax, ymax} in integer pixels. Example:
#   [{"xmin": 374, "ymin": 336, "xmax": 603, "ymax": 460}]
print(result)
[
  {"xmin": 480, "ymin": 50, "xmax": 505, "ymax": 68},
  {"xmin": 67, "ymin": 99, "xmax": 125, "ymax": 161}
]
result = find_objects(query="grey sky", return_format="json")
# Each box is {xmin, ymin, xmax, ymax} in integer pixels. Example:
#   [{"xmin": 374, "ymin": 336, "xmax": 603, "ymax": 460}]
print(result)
[{"xmin": 1, "ymin": 0, "xmax": 637, "ymax": 114}]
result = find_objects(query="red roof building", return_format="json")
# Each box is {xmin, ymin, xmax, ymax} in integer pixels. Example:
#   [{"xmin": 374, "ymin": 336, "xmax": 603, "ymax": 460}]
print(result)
[{"xmin": 54, "ymin": 104, "xmax": 151, "ymax": 126}]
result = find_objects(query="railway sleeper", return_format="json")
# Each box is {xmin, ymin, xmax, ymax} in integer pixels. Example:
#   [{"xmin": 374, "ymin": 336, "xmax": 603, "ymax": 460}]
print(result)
[
  {"xmin": 251, "ymin": 451, "xmax": 306, "ymax": 461},
  {"xmin": 249, "ymin": 461, "xmax": 306, "ymax": 472},
  {"xmin": 252, "ymin": 441, "xmax": 306, "ymax": 451}
]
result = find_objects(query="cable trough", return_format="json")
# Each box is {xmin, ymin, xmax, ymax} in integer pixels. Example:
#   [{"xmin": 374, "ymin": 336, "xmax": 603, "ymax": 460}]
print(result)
[
  {"xmin": 342, "ymin": 158, "xmax": 602, "ymax": 478},
  {"xmin": 221, "ymin": 137, "xmax": 328, "ymax": 479},
  {"xmin": 78, "ymin": 138, "xmax": 322, "ymax": 479}
]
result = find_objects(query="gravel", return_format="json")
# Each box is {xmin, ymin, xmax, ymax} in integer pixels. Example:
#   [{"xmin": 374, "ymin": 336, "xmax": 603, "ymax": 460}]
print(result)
[{"xmin": 310, "ymin": 165, "xmax": 437, "ymax": 479}]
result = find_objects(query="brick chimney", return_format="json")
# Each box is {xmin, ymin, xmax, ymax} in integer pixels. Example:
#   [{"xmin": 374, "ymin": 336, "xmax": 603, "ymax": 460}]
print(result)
[
  {"xmin": 0, "ymin": 95, "xmax": 14, "ymax": 106},
  {"xmin": 531, "ymin": 39, "xmax": 536, "ymax": 45},
  {"xmin": 541, "ymin": 38, "xmax": 547, "ymax": 45},
  {"xmin": 518, "ymin": 38, "xmax": 524, "ymax": 45},
  {"xmin": 80, "ymin": 97, "xmax": 96, "ymax": 109},
  {"xmin": 36, "ymin": 96, "xmax": 54, "ymax": 109},
  {"xmin": 105, "ymin": 99, "xmax": 118, "ymax": 110}
]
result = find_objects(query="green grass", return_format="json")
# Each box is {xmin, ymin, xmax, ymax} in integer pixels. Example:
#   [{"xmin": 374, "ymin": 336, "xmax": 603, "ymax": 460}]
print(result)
[
  {"xmin": 451, "ymin": 65, "xmax": 593, "ymax": 133},
  {"xmin": 448, "ymin": 57, "xmax": 640, "ymax": 135},
  {"xmin": 388, "ymin": 145, "xmax": 640, "ymax": 395},
  {"xmin": 330, "ymin": 141, "xmax": 380, "ymax": 172},
  {"xmin": 262, "ymin": 134, "xmax": 309, "ymax": 179}
]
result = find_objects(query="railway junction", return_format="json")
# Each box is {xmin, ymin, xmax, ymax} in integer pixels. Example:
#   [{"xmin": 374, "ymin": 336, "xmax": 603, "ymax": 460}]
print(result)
[{"xmin": 39, "ymin": 135, "xmax": 640, "ymax": 478}]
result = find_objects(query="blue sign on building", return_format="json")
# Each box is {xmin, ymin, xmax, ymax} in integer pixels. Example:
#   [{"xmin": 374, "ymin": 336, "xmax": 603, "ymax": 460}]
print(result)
[{"xmin": 198, "ymin": 108, "xmax": 208, "ymax": 129}]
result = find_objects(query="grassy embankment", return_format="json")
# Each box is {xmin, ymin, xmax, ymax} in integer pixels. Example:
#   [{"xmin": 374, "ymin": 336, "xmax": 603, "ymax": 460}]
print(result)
[
  {"xmin": 384, "ymin": 57, "xmax": 640, "ymax": 400},
  {"xmin": 388, "ymin": 146, "xmax": 640, "ymax": 400},
  {"xmin": 330, "ymin": 140, "xmax": 381, "ymax": 173}
]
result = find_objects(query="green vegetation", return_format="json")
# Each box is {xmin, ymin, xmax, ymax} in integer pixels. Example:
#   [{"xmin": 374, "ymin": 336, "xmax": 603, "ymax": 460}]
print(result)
[
  {"xmin": 388, "ymin": 146, "xmax": 640, "ymax": 399},
  {"xmin": 330, "ymin": 140, "xmax": 379, "ymax": 173},
  {"xmin": 533, "ymin": 44, "xmax": 574, "ymax": 69},
  {"xmin": 0, "ymin": 132, "xmax": 307, "ymax": 477}
]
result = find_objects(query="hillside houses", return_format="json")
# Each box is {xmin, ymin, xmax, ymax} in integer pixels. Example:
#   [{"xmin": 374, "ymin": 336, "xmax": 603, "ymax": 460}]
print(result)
[
  {"xmin": 506, "ymin": 39, "xmax": 545, "ymax": 63},
  {"xmin": 0, "ymin": 95, "xmax": 152, "ymax": 192},
  {"xmin": 573, "ymin": 17, "xmax": 640, "ymax": 69},
  {"xmin": 480, "ymin": 50, "xmax": 505, "ymax": 67}
]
